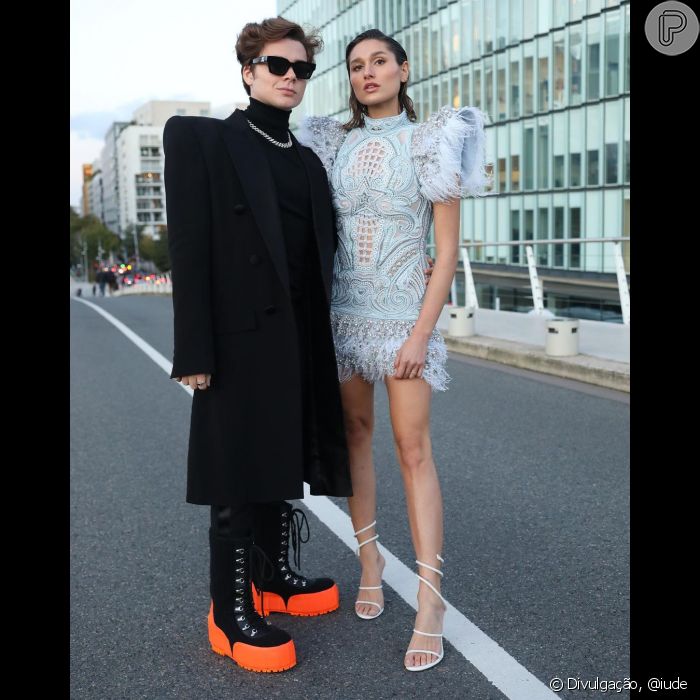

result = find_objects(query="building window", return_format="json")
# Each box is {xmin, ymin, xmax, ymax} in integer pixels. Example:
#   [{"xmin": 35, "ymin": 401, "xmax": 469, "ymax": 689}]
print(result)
[
  {"xmin": 587, "ymin": 18, "xmax": 601, "ymax": 100},
  {"xmin": 176, "ymin": 108, "xmax": 186, "ymax": 116},
  {"xmin": 510, "ymin": 210, "xmax": 520, "ymax": 264},
  {"xmin": 485, "ymin": 58, "xmax": 494, "ymax": 119},
  {"xmin": 605, "ymin": 10, "xmax": 621, "ymax": 96},
  {"xmin": 554, "ymin": 207, "xmax": 565, "ymax": 266},
  {"xmin": 553, "ymin": 0, "xmax": 568, "ymax": 27},
  {"xmin": 474, "ymin": 68, "xmax": 482, "ymax": 110},
  {"xmin": 525, "ymin": 209, "xmax": 534, "ymax": 243},
  {"xmin": 473, "ymin": 0, "xmax": 483, "ymax": 56},
  {"xmin": 511, "ymin": 155, "xmax": 520, "ymax": 191},
  {"xmin": 484, "ymin": 0, "xmax": 494, "ymax": 53},
  {"xmin": 553, "ymin": 34, "xmax": 565, "ymax": 108},
  {"xmin": 624, "ymin": 141, "xmax": 630, "ymax": 183},
  {"xmin": 523, "ymin": 0, "xmax": 536, "ymax": 39},
  {"xmin": 498, "ymin": 158, "xmax": 507, "ymax": 191},
  {"xmin": 570, "ymin": 0, "xmax": 585, "ymax": 22},
  {"xmin": 605, "ymin": 143, "xmax": 618, "ymax": 184},
  {"xmin": 554, "ymin": 156, "xmax": 565, "ymax": 188},
  {"xmin": 496, "ymin": 0, "xmax": 507, "ymax": 49},
  {"xmin": 537, "ymin": 207, "xmax": 549, "ymax": 266},
  {"xmin": 569, "ymin": 153, "xmax": 581, "ymax": 187},
  {"xmin": 524, "ymin": 127, "xmax": 534, "ymax": 190},
  {"xmin": 510, "ymin": 58, "xmax": 520, "ymax": 118},
  {"xmin": 538, "ymin": 125, "xmax": 549, "ymax": 189},
  {"xmin": 570, "ymin": 208, "xmax": 581, "ymax": 268},
  {"xmin": 200, "ymin": 109, "xmax": 209, "ymax": 116},
  {"xmin": 625, "ymin": 4, "xmax": 630, "ymax": 92},
  {"xmin": 570, "ymin": 30, "xmax": 582, "ymax": 105},
  {"xmin": 509, "ymin": 0, "xmax": 522, "ymax": 44},
  {"xmin": 538, "ymin": 55, "xmax": 549, "ymax": 111},
  {"xmin": 523, "ymin": 56, "xmax": 534, "ymax": 115},
  {"xmin": 497, "ymin": 62, "xmax": 506, "ymax": 119},
  {"xmin": 587, "ymin": 149, "xmax": 599, "ymax": 185},
  {"xmin": 462, "ymin": 67, "xmax": 471, "ymax": 106}
]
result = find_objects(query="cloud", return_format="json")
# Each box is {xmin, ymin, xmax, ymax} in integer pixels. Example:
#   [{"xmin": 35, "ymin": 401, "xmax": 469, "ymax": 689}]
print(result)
[
  {"xmin": 70, "ymin": 100, "xmax": 142, "ymax": 140},
  {"xmin": 70, "ymin": 131, "xmax": 105, "ymax": 209}
]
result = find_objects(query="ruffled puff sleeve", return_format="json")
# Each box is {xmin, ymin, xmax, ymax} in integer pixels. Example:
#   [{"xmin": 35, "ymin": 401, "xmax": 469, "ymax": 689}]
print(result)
[
  {"xmin": 296, "ymin": 116, "xmax": 348, "ymax": 175},
  {"xmin": 411, "ymin": 106, "xmax": 491, "ymax": 202}
]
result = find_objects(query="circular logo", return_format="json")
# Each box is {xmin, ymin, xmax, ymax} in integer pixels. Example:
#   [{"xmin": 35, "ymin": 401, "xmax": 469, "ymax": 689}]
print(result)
[{"xmin": 645, "ymin": 2, "xmax": 699, "ymax": 55}]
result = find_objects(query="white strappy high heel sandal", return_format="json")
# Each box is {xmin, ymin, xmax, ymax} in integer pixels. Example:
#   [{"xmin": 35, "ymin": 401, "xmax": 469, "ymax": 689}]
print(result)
[
  {"xmin": 353, "ymin": 520, "xmax": 384, "ymax": 620},
  {"xmin": 404, "ymin": 554, "xmax": 445, "ymax": 671}
]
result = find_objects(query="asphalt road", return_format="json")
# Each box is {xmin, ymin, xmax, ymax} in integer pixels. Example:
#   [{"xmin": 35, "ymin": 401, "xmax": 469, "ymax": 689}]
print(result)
[{"xmin": 70, "ymin": 295, "xmax": 629, "ymax": 699}]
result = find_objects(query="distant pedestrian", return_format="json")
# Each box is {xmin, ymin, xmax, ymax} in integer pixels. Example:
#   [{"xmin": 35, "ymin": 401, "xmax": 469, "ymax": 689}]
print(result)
[
  {"xmin": 106, "ymin": 269, "xmax": 118, "ymax": 295},
  {"xmin": 97, "ymin": 270, "xmax": 107, "ymax": 296},
  {"xmin": 92, "ymin": 283, "xmax": 97, "ymax": 296}
]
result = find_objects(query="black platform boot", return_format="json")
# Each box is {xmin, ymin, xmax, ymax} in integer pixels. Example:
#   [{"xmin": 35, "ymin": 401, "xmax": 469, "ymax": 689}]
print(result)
[
  {"xmin": 251, "ymin": 501, "xmax": 339, "ymax": 617},
  {"xmin": 208, "ymin": 530, "xmax": 296, "ymax": 672}
]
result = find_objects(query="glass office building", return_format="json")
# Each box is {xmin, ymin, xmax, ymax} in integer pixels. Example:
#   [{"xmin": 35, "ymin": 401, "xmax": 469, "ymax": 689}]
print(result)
[{"xmin": 278, "ymin": 0, "xmax": 630, "ymax": 319}]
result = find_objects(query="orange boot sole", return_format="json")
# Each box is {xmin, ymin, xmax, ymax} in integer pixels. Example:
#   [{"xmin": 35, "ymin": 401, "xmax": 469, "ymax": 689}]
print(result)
[
  {"xmin": 252, "ymin": 583, "xmax": 340, "ymax": 617},
  {"xmin": 207, "ymin": 603, "xmax": 296, "ymax": 673}
]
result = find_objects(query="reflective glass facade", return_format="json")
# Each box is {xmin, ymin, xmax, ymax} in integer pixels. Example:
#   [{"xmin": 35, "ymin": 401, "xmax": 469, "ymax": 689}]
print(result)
[{"xmin": 279, "ymin": 0, "xmax": 629, "ymax": 285}]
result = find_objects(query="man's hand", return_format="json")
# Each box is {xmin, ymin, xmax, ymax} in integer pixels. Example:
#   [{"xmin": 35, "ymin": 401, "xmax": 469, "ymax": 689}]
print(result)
[
  {"xmin": 424, "ymin": 255, "xmax": 435, "ymax": 285},
  {"xmin": 173, "ymin": 374, "xmax": 212, "ymax": 390}
]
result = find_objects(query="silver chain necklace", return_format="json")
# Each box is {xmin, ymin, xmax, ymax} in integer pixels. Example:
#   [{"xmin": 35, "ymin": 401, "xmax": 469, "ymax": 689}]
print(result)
[{"xmin": 247, "ymin": 119, "xmax": 292, "ymax": 148}]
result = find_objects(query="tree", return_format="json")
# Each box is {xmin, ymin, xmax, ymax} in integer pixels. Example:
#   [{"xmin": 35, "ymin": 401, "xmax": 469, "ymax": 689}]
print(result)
[
  {"xmin": 152, "ymin": 227, "xmax": 171, "ymax": 272},
  {"xmin": 123, "ymin": 223, "xmax": 146, "ymax": 260},
  {"xmin": 69, "ymin": 206, "xmax": 121, "ymax": 281}
]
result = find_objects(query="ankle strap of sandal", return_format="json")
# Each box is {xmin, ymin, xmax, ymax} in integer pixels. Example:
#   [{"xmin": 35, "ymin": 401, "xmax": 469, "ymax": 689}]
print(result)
[
  {"xmin": 353, "ymin": 520, "xmax": 378, "ymax": 556},
  {"xmin": 415, "ymin": 555, "xmax": 446, "ymax": 605}
]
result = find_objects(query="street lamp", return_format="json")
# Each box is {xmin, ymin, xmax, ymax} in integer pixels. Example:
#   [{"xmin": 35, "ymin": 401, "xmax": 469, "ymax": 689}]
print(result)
[
  {"xmin": 133, "ymin": 227, "xmax": 140, "ymax": 269},
  {"xmin": 82, "ymin": 238, "xmax": 88, "ymax": 283}
]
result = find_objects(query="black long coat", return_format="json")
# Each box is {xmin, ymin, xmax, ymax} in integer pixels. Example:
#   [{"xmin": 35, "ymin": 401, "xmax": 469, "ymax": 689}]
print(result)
[{"xmin": 163, "ymin": 109, "xmax": 352, "ymax": 505}]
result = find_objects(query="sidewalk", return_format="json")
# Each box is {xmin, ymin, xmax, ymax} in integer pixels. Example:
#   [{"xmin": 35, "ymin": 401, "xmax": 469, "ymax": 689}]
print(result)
[{"xmin": 436, "ymin": 307, "xmax": 629, "ymax": 393}]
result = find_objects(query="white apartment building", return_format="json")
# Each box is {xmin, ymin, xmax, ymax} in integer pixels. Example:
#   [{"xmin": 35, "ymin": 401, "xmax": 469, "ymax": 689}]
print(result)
[
  {"xmin": 87, "ymin": 160, "xmax": 105, "ymax": 223},
  {"xmin": 133, "ymin": 100, "xmax": 210, "ymax": 126},
  {"xmin": 114, "ymin": 100, "xmax": 212, "ymax": 240},
  {"xmin": 117, "ymin": 125, "xmax": 167, "ymax": 238}
]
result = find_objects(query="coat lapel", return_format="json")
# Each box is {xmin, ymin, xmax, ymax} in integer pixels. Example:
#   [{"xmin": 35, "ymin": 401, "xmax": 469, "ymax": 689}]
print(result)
[
  {"xmin": 294, "ymin": 135, "xmax": 335, "ymax": 305},
  {"xmin": 221, "ymin": 110, "xmax": 290, "ymax": 297}
]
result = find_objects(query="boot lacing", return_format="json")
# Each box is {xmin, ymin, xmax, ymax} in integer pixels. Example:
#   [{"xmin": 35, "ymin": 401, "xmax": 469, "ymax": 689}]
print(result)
[
  {"xmin": 280, "ymin": 508, "xmax": 310, "ymax": 586},
  {"xmin": 234, "ymin": 543, "xmax": 275, "ymax": 633}
]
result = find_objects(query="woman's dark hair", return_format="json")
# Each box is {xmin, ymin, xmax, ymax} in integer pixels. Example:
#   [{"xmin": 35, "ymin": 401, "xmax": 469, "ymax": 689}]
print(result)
[
  {"xmin": 235, "ymin": 17, "xmax": 323, "ymax": 96},
  {"xmin": 343, "ymin": 29, "xmax": 417, "ymax": 130}
]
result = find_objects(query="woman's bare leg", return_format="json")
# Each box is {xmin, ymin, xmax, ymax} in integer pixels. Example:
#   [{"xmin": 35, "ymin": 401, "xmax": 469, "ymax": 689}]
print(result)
[
  {"xmin": 340, "ymin": 375, "xmax": 385, "ymax": 617},
  {"xmin": 385, "ymin": 375, "xmax": 445, "ymax": 668}
]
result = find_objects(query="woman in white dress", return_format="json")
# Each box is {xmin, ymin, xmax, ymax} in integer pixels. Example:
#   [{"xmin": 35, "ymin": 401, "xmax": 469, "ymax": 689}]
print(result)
[{"xmin": 298, "ymin": 29, "xmax": 488, "ymax": 671}]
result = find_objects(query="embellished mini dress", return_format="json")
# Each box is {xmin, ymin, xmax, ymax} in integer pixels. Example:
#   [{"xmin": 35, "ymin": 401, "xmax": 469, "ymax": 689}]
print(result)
[{"xmin": 298, "ymin": 106, "xmax": 488, "ymax": 392}]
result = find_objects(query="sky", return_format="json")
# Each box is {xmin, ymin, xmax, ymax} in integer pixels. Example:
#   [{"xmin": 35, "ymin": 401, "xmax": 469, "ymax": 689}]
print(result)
[{"xmin": 70, "ymin": 0, "xmax": 279, "ymax": 209}]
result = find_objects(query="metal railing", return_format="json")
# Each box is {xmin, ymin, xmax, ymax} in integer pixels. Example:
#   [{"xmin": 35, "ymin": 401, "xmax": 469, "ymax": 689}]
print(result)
[{"xmin": 426, "ymin": 237, "xmax": 630, "ymax": 325}]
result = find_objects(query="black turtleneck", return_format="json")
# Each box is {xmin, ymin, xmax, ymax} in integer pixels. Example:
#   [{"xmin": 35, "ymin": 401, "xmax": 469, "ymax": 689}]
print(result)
[{"xmin": 244, "ymin": 98, "xmax": 314, "ymax": 303}]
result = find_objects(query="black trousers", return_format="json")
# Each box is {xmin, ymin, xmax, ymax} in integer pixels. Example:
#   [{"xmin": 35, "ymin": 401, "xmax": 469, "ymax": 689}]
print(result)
[{"xmin": 210, "ymin": 501, "xmax": 285, "ymax": 538}]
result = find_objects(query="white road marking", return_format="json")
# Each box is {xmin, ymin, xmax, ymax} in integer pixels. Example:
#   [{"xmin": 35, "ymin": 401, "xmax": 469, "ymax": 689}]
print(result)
[
  {"xmin": 72, "ymin": 296, "xmax": 561, "ymax": 699},
  {"xmin": 302, "ymin": 485, "xmax": 560, "ymax": 699},
  {"xmin": 72, "ymin": 297, "xmax": 193, "ymax": 396}
]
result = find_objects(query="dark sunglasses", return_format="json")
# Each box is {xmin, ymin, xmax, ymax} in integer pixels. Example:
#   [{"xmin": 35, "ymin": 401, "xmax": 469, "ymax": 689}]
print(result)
[{"xmin": 249, "ymin": 55, "xmax": 316, "ymax": 80}]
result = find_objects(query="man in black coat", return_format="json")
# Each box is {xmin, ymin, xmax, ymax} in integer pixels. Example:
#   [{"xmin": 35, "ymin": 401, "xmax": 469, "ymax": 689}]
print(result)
[{"xmin": 164, "ymin": 18, "xmax": 352, "ymax": 673}]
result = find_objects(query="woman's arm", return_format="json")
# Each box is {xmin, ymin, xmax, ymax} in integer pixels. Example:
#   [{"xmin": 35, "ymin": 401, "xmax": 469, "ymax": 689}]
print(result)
[{"xmin": 393, "ymin": 199, "xmax": 460, "ymax": 380}]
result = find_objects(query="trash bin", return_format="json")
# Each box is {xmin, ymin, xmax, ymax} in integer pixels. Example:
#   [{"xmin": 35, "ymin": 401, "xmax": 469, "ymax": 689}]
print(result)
[
  {"xmin": 545, "ymin": 318, "xmax": 580, "ymax": 356},
  {"xmin": 448, "ymin": 306, "xmax": 475, "ymax": 337}
]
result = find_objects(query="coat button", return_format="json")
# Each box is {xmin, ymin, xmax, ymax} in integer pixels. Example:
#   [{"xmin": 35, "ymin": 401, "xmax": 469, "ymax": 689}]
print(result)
[
  {"xmin": 233, "ymin": 204, "xmax": 246, "ymax": 214},
  {"xmin": 249, "ymin": 254, "xmax": 261, "ymax": 266},
  {"xmin": 264, "ymin": 305, "xmax": 276, "ymax": 315}
]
